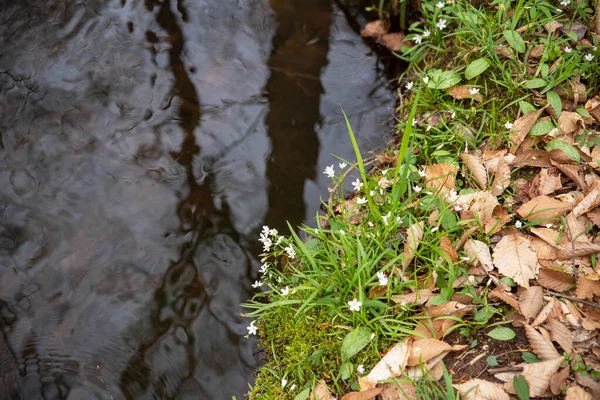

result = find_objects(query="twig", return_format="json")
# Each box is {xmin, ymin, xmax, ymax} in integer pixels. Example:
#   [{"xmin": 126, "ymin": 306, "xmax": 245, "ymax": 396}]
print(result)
[
  {"xmin": 563, "ymin": 212, "xmax": 578, "ymax": 282},
  {"xmin": 97, "ymin": 365, "xmax": 115, "ymax": 400},
  {"xmin": 327, "ymin": 156, "xmax": 377, "ymax": 211},
  {"xmin": 487, "ymin": 366, "xmax": 524, "ymax": 374},
  {"xmin": 545, "ymin": 290, "xmax": 600, "ymax": 310}
]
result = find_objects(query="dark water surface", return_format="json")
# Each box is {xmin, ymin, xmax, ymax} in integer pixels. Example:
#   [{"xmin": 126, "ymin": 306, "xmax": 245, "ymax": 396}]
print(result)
[{"xmin": 0, "ymin": 0, "xmax": 396, "ymax": 398}]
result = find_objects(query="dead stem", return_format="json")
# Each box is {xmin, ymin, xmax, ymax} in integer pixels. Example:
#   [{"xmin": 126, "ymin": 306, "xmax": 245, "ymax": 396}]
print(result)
[{"xmin": 97, "ymin": 365, "xmax": 115, "ymax": 400}]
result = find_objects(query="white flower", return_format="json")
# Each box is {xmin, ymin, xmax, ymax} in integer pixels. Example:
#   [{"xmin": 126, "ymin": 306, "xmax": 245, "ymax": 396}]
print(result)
[
  {"xmin": 357, "ymin": 197, "xmax": 368, "ymax": 204},
  {"xmin": 413, "ymin": 185, "xmax": 423, "ymax": 192},
  {"xmin": 454, "ymin": 204, "xmax": 463, "ymax": 211},
  {"xmin": 348, "ymin": 298, "xmax": 362, "ymax": 312},
  {"xmin": 469, "ymin": 87, "xmax": 480, "ymax": 95},
  {"xmin": 262, "ymin": 237, "xmax": 272, "ymax": 252},
  {"xmin": 247, "ymin": 322, "xmax": 258, "ymax": 335},
  {"xmin": 339, "ymin": 162, "xmax": 347, "ymax": 169},
  {"xmin": 423, "ymin": 76, "xmax": 430, "ymax": 84},
  {"xmin": 368, "ymin": 221, "xmax": 374, "ymax": 227},
  {"xmin": 339, "ymin": 229, "xmax": 345, "ymax": 235},
  {"xmin": 400, "ymin": 300, "xmax": 407, "ymax": 307},
  {"xmin": 515, "ymin": 220, "xmax": 523, "ymax": 229},
  {"xmin": 352, "ymin": 178, "xmax": 364, "ymax": 192},
  {"xmin": 252, "ymin": 280, "xmax": 262, "ymax": 288},
  {"xmin": 451, "ymin": 111, "xmax": 456, "ymax": 119},
  {"xmin": 414, "ymin": 35, "xmax": 422, "ymax": 44},
  {"xmin": 468, "ymin": 275, "xmax": 476, "ymax": 284},
  {"xmin": 281, "ymin": 286, "xmax": 290, "ymax": 296},
  {"xmin": 412, "ymin": 119, "xmax": 417, "ymax": 126},
  {"xmin": 564, "ymin": 46, "xmax": 572, "ymax": 53},
  {"xmin": 418, "ymin": 168, "xmax": 426, "ymax": 177},
  {"xmin": 259, "ymin": 264, "xmax": 268, "ymax": 273},
  {"xmin": 281, "ymin": 378, "xmax": 288, "ymax": 388},
  {"xmin": 436, "ymin": 18, "xmax": 447, "ymax": 30},
  {"xmin": 324, "ymin": 164, "xmax": 335, "ymax": 178},
  {"xmin": 269, "ymin": 228, "xmax": 278, "ymax": 236},
  {"xmin": 585, "ymin": 53, "xmax": 594, "ymax": 61},
  {"xmin": 357, "ymin": 364, "xmax": 365, "ymax": 374},
  {"xmin": 462, "ymin": 256, "xmax": 470, "ymax": 262},
  {"xmin": 406, "ymin": 81, "xmax": 414, "ymax": 90},
  {"xmin": 436, "ymin": 1, "xmax": 445, "ymax": 8},
  {"xmin": 545, "ymin": 223, "xmax": 553, "ymax": 228},
  {"xmin": 382, "ymin": 212, "xmax": 391, "ymax": 226},
  {"xmin": 423, "ymin": 29, "xmax": 431, "ymax": 37},
  {"xmin": 560, "ymin": 0, "xmax": 570, "ymax": 5},
  {"xmin": 290, "ymin": 384, "xmax": 296, "ymax": 391},
  {"xmin": 504, "ymin": 122, "xmax": 513, "ymax": 129},
  {"xmin": 370, "ymin": 333, "xmax": 375, "ymax": 340},
  {"xmin": 285, "ymin": 245, "xmax": 296, "ymax": 258},
  {"xmin": 431, "ymin": 226, "xmax": 439, "ymax": 232},
  {"xmin": 369, "ymin": 190, "xmax": 375, "ymax": 196},
  {"xmin": 377, "ymin": 271, "xmax": 388, "ymax": 286}
]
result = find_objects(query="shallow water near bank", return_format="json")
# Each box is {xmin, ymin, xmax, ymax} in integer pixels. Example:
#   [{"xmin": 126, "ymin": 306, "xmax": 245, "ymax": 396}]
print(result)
[{"xmin": 0, "ymin": 0, "xmax": 396, "ymax": 398}]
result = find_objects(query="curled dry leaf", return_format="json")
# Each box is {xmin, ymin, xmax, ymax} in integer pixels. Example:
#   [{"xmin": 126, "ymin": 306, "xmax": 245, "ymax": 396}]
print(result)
[
  {"xmin": 517, "ymin": 195, "xmax": 573, "ymax": 222},
  {"xmin": 407, "ymin": 339, "xmax": 465, "ymax": 367},
  {"xmin": 453, "ymin": 379, "xmax": 510, "ymax": 400},
  {"xmin": 447, "ymin": 86, "xmax": 483, "ymax": 102},
  {"xmin": 366, "ymin": 341, "xmax": 409, "ymax": 385},
  {"xmin": 519, "ymin": 286, "xmax": 544, "ymax": 320},
  {"xmin": 402, "ymin": 221, "xmax": 424, "ymax": 269},
  {"xmin": 586, "ymin": 208, "xmax": 600, "ymax": 227},
  {"xmin": 558, "ymin": 111, "xmax": 585, "ymax": 135},
  {"xmin": 440, "ymin": 235, "xmax": 459, "ymax": 262},
  {"xmin": 460, "ymin": 153, "xmax": 488, "ymax": 189},
  {"xmin": 575, "ymin": 274, "xmax": 600, "ymax": 300},
  {"xmin": 509, "ymin": 107, "xmax": 546, "ymax": 154},
  {"xmin": 381, "ymin": 33, "xmax": 411, "ymax": 52},
  {"xmin": 489, "ymin": 288, "xmax": 520, "ymax": 311},
  {"xmin": 503, "ymin": 357, "xmax": 563, "ymax": 397},
  {"xmin": 492, "ymin": 234, "xmax": 538, "ymax": 288},
  {"xmin": 574, "ymin": 372, "xmax": 600, "ymax": 398},
  {"xmin": 550, "ymin": 366, "xmax": 571, "ymax": 395},
  {"xmin": 485, "ymin": 155, "xmax": 511, "ymax": 196},
  {"xmin": 511, "ymin": 149, "xmax": 553, "ymax": 168},
  {"xmin": 313, "ymin": 380, "xmax": 336, "ymax": 400},
  {"xmin": 573, "ymin": 181, "xmax": 600, "ymax": 217},
  {"xmin": 531, "ymin": 237, "xmax": 559, "ymax": 260},
  {"xmin": 464, "ymin": 239, "xmax": 494, "ymax": 271},
  {"xmin": 565, "ymin": 386, "xmax": 593, "ymax": 400},
  {"xmin": 424, "ymin": 163, "xmax": 458, "ymax": 195},
  {"xmin": 391, "ymin": 289, "xmax": 435, "ymax": 305},
  {"xmin": 530, "ymin": 227, "xmax": 562, "ymax": 247},
  {"xmin": 558, "ymin": 241, "xmax": 600, "ymax": 258},
  {"xmin": 537, "ymin": 168, "xmax": 562, "ymax": 195},
  {"xmin": 524, "ymin": 324, "xmax": 561, "ymax": 360},
  {"xmin": 360, "ymin": 20, "xmax": 390, "ymax": 37},
  {"xmin": 551, "ymin": 161, "xmax": 587, "ymax": 190},
  {"xmin": 425, "ymin": 300, "xmax": 469, "ymax": 318},
  {"xmin": 456, "ymin": 191, "xmax": 499, "ymax": 228},
  {"xmin": 537, "ymin": 267, "xmax": 576, "ymax": 292},
  {"xmin": 531, "ymin": 297, "xmax": 562, "ymax": 327},
  {"xmin": 585, "ymin": 95, "xmax": 600, "ymax": 123},
  {"xmin": 340, "ymin": 387, "xmax": 383, "ymax": 400},
  {"xmin": 378, "ymin": 382, "xmax": 417, "ymax": 400},
  {"xmin": 548, "ymin": 319, "xmax": 573, "ymax": 354}
]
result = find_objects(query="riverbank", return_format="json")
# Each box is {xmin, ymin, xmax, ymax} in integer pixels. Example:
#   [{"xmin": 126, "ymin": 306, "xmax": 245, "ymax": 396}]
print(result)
[{"xmin": 244, "ymin": 0, "xmax": 600, "ymax": 398}]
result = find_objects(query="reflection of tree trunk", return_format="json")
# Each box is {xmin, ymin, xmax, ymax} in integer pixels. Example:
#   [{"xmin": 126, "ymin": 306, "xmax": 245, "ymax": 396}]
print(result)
[{"xmin": 263, "ymin": 0, "xmax": 332, "ymax": 233}]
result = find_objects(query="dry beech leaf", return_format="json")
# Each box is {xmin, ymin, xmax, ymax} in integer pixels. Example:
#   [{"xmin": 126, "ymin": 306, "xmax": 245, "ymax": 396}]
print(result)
[
  {"xmin": 492, "ymin": 235, "xmax": 538, "ymax": 288},
  {"xmin": 464, "ymin": 239, "xmax": 494, "ymax": 271},
  {"xmin": 381, "ymin": 33, "xmax": 412, "ymax": 52},
  {"xmin": 550, "ymin": 366, "xmax": 571, "ymax": 395},
  {"xmin": 447, "ymin": 86, "xmax": 483, "ymax": 102},
  {"xmin": 537, "ymin": 268, "xmax": 576, "ymax": 292},
  {"xmin": 519, "ymin": 287, "xmax": 544, "ymax": 320},
  {"xmin": 586, "ymin": 208, "xmax": 600, "ymax": 227},
  {"xmin": 504, "ymin": 357, "xmax": 563, "ymax": 397},
  {"xmin": 360, "ymin": 20, "xmax": 390, "ymax": 37},
  {"xmin": 574, "ymin": 372, "xmax": 600, "ymax": 398},
  {"xmin": 425, "ymin": 300, "xmax": 469, "ymax": 318},
  {"xmin": 565, "ymin": 386, "xmax": 593, "ymax": 400},
  {"xmin": 532, "ymin": 297, "xmax": 562, "ymax": 327},
  {"xmin": 487, "ymin": 205, "xmax": 511, "ymax": 234},
  {"xmin": 407, "ymin": 339, "xmax": 452, "ymax": 366},
  {"xmin": 341, "ymin": 387, "xmax": 383, "ymax": 400},
  {"xmin": 544, "ymin": 20, "xmax": 562, "ymax": 34},
  {"xmin": 489, "ymin": 288, "xmax": 520, "ymax": 311},
  {"xmin": 510, "ymin": 107, "xmax": 545, "ymax": 154},
  {"xmin": 403, "ymin": 221, "xmax": 424, "ymax": 269},
  {"xmin": 561, "ymin": 300, "xmax": 583, "ymax": 327},
  {"xmin": 558, "ymin": 242, "xmax": 600, "ymax": 258},
  {"xmin": 378, "ymin": 382, "xmax": 417, "ymax": 400},
  {"xmin": 551, "ymin": 161, "xmax": 587, "ymax": 191},
  {"xmin": 313, "ymin": 380, "xmax": 336, "ymax": 400},
  {"xmin": 575, "ymin": 275, "xmax": 600, "ymax": 300},
  {"xmin": 531, "ymin": 237, "xmax": 559, "ymax": 260},
  {"xmin": 425, "ymin": 164, "xmax": 458, "ymax": 194},
  {"xmin": 460, "ymin": 153, "xmax": 488, "ymax": 189},
  {"xmin": 558, "ymin": 111, "xmax": 585, "ymax": 134},
  {"xmin": 565, "ymin": 213, "xmax": 591, "ymax": 242},
  {"xmin": 585, "ymin": 95, "xmax": 600, "ymax": 123},
  {"xmin": 573, "ymin": 181, "xmax": 600, "ymax": 217},
  {"xmin": 366, "ymin": 341, "xmax": 410, "ymax": 385},
  {"xmin": 548, "ymin": 319, "xmax": 573, "ymax": 354},
  {"xmin": 517, "ymin": 195, "xmax": 573, "ymax": 222},
  {"xmin": 440, "ymin": 235, "xmax": 458, "ymax": 262},
  {"xmin": 511, "ymin": 150, "xmax": 553, "ymax": 168},
  {"xmin": 405, "ymin": 352, "xmax": 447, "ymax": 381},
  {"xmin": 530, "ymin": 227, "xmax": 562, "ymax": 247},
  {"xmin": 453, "ymin": 379, "xmax": 510, "ymax": 400},
  {"xmin": 524, "ymin": 324, "xmax": 561, "ymax": 360},
  {"xmin": 456, "ymin": 191, "xmax": 499, "ymax": 228},
  {"xmin": 537, "ymin": 168, "xmax": 562, "ymax": 195},
  {"xmin": 487, "ymin": 156, "xmax": 511, "ymax": 196},
  {"xmin": 391, "ymin": 289, "xmax": 436, "ymax": 305}
]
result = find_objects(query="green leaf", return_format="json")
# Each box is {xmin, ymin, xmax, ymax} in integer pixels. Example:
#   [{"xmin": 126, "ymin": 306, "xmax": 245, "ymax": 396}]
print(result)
[
  {"xmin": 503, "ymin": 30, "xmax": 526, "ymax": 53},
  {"xmin": 339, "ymin": 361, "xmax": 352, "ymax": 380},
  {"xmin": 429, "ymin": 295, "xmax": 449, "ymax": 305},
  {"xmin": 524, "ymin": 78, "xmax": 547, "ymax": 89},
  {"xmin": 513, "ymin": 375, "xmax": 530, "ymax": 400},
  {"xmin": 500, "ymin": 276, "xmax": 516, "ymax": 286},
  {"xmin": 577, "ymin": 107, "xmax": 591, "ymax": 118},
  {"xmin": 362, "ymin": 299, "xmax": 389, "ymax": 310},
  {"xmin": 546, "ymin": 140, "xmax": 580, "ymax": 163},
  {"xmin": 427, "ymin": 69, "xmax": 462, "ymax": 89},
  {"xmin": 341, "ymin": 327, "xmax": 373, "ymax": 362},
  {"xmin": 487, "ymin": 327, "xmax": 516, "ymax": 341},
  {"xmin": 521, "ymin": 351, "xmax": 541, "ymax": 363},
  {"xmin": 519, "ymin": 101, "xmax": 536, "ymax": 114},
  {"xmin": 465, "ymin": 58, "xmax": 491, "ymax": 80},
  {"xmin": 440, "ymin": 209, "xmax": 457, "ymax": 230},
  {"xmin": 294, "ymin": 388, "xmax": 311, "ymax": 400},
  {"xmin": 529, "ymin": 120, "xmax": 555, "ymax": 136},
  {"xmin": 486, "ymin": 355, "xmax": 499, "ymax": 367},
  {"xmin": 546, "ymin": 90, "xmax": 562, "ymax": 117}
]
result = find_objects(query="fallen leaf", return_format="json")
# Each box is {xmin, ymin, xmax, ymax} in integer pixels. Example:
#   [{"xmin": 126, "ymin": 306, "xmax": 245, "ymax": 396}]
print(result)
[
  {"xmin": 402, "ymin": 221, "xmax": 425, "ymax": 270},
  {"xmin": 558, "ymin": 242, "xmax": 600, "ymax": 257},
  {"xmin": 440, "ymin": 235, "xmax": 459, "ymax": 262},
  {"xmin": 456, "ymin": 191, "xmax": 500, "ymax": 228},
  {"xmin": 544, "ymin": 20, "xmax": 562, "ymax": 34},
  {"xmin": 485, "ymin": 154, "xmax": 511, "ymax": 196},
  {"xmin": 366, "ymin": 341, "xmax": 410, "ymax": 385},
  {"xmin": 424, "ymin": 164, "xmax": 458, "ymax": 195},
  {"xmin": 531, "ymin": 297, "xmax": 562, "ymax": 327},
  {"xmin": 489, "ymin": 288, "xmax": 520, "ymax": 311},
  {"xmin": 510, "ymin": 108, "xmax": 546, "ymax": 154},
  {"xmin": 313, "ymin": 380, "xmax": 336, "ymax": 400},
  {"xmin": 530, "ymin": 227, "xmax": 562, "ymax": 247},
  {"xmin": 341, "ymin": 387, "xmax": 383, "ymax": 400},
  {"xmin": 573, "ymin": 181, "xmax": 600, "ymax": 217},
  {"xmin": 565, "ymin": 385, "xmax": 593, "ymax": 400},
  {"xmin": 537, "ymin": 168, "xmax": 562, "ymax": 195},
  {"xmin": 537, "ymin": 267, "xmax": 576, "ymax": 292},
  {"xmin": 447, "ymin": 86, "xmax": 483, "ymax": 102},
  {"xmin": 519, "ymin": 287, "xmax": 544, "ymax": 320},
  {"xmin": 453, "ymin": 379, "xmax": 510, "ymax": 400},
  {"xmin": 585, "ymin": 95, "xmax": 600, "ymax": 123},
  {"xmin": 524, "ymin": 324, "xmax": 561, "ymax": 360},
  {"xmin": 551, "ymin": 161, "xmax": 587, "ymax": 190},
  {"xmin": 511, "ymin": 150, "xmax": 553, "ymax": 167},
  {"xmin": 575, "ymin": 275, "xmax": 600, "ymax": 300},
  {"xmin": 407, "ymin": 339, "xmax": 452, "ymax": 366},
  {"xmin": 548, "ymin": 319, "xmax": 573, "ymax": 354},
  {"xmin": 381, "ymin": 33, "xmax": 411, "ymax": 52},
  {"xmin": 575, "ymin": 371, "xmax": 600, "ymax": 398},
  {"xmin": 550, "ymin": 366, "xmax": 570, "ymax": 395},
  {"xmin": 558, "ymin": 111, "xmax": 585, "ymax": 134},
  {"xmin": 586, "ymin": 208, "xmax": 600, "ymax": 227},
  {"xmin": 391, "ymin": 289, "xmax": 436, "ymax": 305},
  {"xmin": 460, "ymin": 153, "xmax": 488, "ymax": 189},
  {"xmin": 531, "ymin": 237, "xmax": 559, "ymax": 260},
  {"xmin": 464, "ymin": 239, "xmax": 494, "ymax": 271},
  {"xmin": 378, "ymin": 382, "xmax": 417, "ymax": 400},
  {"xmin": 361, "ymin": 20, "xmax": 390, "ymax": 37},
  {"xmin": 503, "ymin": 357, "xmax": 563, "ymax": 397},
  {"xmin": 493, "ymin": 235, "xmax": 538, "ymax": 288},
  {"xmin": 425, "ymin": 301, "xmax": 469, "ymax": 318},
  {"xmin": 517, "ymin": 195, "xmax": 573, "ymax": 222}
]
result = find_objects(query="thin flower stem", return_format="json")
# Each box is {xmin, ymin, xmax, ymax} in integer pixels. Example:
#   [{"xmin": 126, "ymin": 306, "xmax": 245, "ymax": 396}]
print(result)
[
  {"xmin": 327, "ymin": 156, "xmax": 377, "ymax": 211},
  {"xmin": 545, "ymin": 290, "xmax": 600, "ymax": 310}
]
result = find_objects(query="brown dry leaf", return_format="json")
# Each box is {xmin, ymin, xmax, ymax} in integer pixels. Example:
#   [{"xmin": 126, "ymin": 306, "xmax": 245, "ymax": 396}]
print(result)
[
  {"xmin": 510, "ymin": 107, "xmax": 546, "ymax": 154},
  {"xmin": 460, "ymin": 153, "xmax": 488, "ymax": 189},
  {"xmin": 517, "ymin": 195, "xmax": 573, "ymax": 222},
  {"xmin": 565, "ymin": 213, "xmax": 592, "ymax": 242},
  {"xmin": 525, "ymin": 324, "xmax": 561, "ymax": 360},
  {"xmin": 457, "ymin": 191, "xmax": 500, "ymax": 228},
  {"xmin": 486, "ymin": 205, "xmax": 511, "ymax": 234},
  {"xmin": 531, "ymin": 237, "xmax": 559, "ymax": 260},
  {"xmin": 366, "ymin": 341, "xmax": 410, "ymax": 385},
  {"xmin": 503, "ymin": 357, "xmax": 563, "ymax": 397},
  {"xmin": 544, "ymin": 20, "xmax": 562, "ymax": 34},
  {"xmin": 575, "ymin": 372, "xmax": 600, "ymax": 398},
  {"xmin": 530, "ymin": 227, "xmax": 562, "ymax": 247},
  {"xmin": 492, "ymin": 235, "xmax": 538, "ymax": 288},
  {"xmin": 575, "ymin": 274, "xmax": 600, "ymax": 300},
  {"xmin": 407, "ymin": 339, "xmax": 452, "ymax": 366},
  {"xmin": 402, "ymin": 221, "xmax": 424, "ymax": 269},
  {"xmin": 537, "ymin": 267, "xmax": 576, "ymax": 292},
  {"xmin": 537, "ymin": 168, "xmax": 562, "ymax": 195},
  {"xmin": 511, "ymin": 150, "xmax": 553, "ymax": 168},
  {"xmin": 391, "ymin": 289, "xmax": 436, "ymax": 305},
  {"xmin": 519, "ymin": 287, "xmax": 544, "ymax": 320},
  {"xmin": 424, "ymin": 164, "xmax": 458, "ymax": 194},
  {"xmin": 489, "ymin": 288, "xmax": 520, "ymax": 311},
  {"xmin": 586, "ymin": 208, "xmax": 600, "ymax": 227},
  {"xmin": 548, "ymin": 319, "xmax": 573, "ymax": 354},
  {"xmin": 485, "ymin": 154, "xmax": 511, "ymax": 196},
  {"xmin": 558, "ymin": 111, "xmax": 585, "ymax": 134},
  {"xmin": 341, "ymin": 387, "xmax": 383, "ymax": 400},
  {"xmin": 378, "ymin": 382, "xmax": 417, "ymax": 400},
  {"xmin": 425, "ymin": 301, "xmax": 469, "ymax": 318},
  {"xmin": 585, "ymin": 95, "xmax": 600, "ymax": 123},
  {"xmin": 464, "ymin": 239, "xmax": 494, "ymax": 271},
  {"xmin": 453, "ymin": 379, "xmax": 509, "ymax": 400},
  {"xmin": 532, "ymin": 297, "xmax": 562, "ymax": 327},
  {"xmin": 440, "ymin": 235, "xmax": 458, "ymax": 262},
  {"xmin": 361, "ymin": 20, "xmax": 390, "ymax": 37},
  {"xmin": 573, "ymin": 181, "xmax": 600, "ymax": 217},
  {"xmin": 558, "ymin": 242, "xmax": 600, "ymax": 257},
  {"xmin": 447, "ymin": 86, "xmax": 483, "ymax": 102},
  {"xmin": 381, "ymin": 33, "xmax": 411, "ymax": 52},
  {"xmin": 313, "ymin": 380, "xmax": 336, "ymax": 400},
  {"xmin": 529, "ymin": 45, "xmax": 544, "ymax": 59},
  {"xmin": 565, "ymin": 386, "xmax": 593, "ymax": 400},
  {"xmin": 551, "ymin": 161, "xmax": 587, "ymax": 190},
  {"xmin": 550, "ymin": 366, "xmax": 571, "ymax": 395}
]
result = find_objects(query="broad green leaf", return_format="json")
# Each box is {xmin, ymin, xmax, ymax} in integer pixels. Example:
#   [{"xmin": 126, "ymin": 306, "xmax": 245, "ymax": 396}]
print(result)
[
  {"xmin": 429, "ymin": 295, "xmax": 449, "ymax": 305},
  {"xmin": 521, "ymin": 352, "xmax": 541, "ymax": 363},
  {"xmin": 503, "ymin": 30, "xmax": 526, "ymax": 53},
  {"xmin": 565, "ymin": 31, "xmax": 578, "ymax": 41},
  {"xmin": 487, "ymin": 326, "xmax": 516, "ymax": 341},
  {"xmin": 486, "ymin": 355, "xmax": 499, "ymax": 367},
  {"xmin": 339, "ymin": 361, "xmax": 352, "ymax": 380},
  {"xmin": 427, "ymin": 70, "xmax": 462, "ymax": 89},
  {"xmin": 440, "ymin": 209, "xmax": 457, "ymax": 231},
  {"xmin": 519, "ymin": 101, "xmax": 536, "ymax": 114},
  {"xmin": 341, "ymin": 327, "xmax": 373, "ymax": 362},
  {"xmin": 524, "ymin": 78, "xmax": 547, "ymax": 89},
  {"xmin": 465, "ymin": 58, "xmax": 491, "ymax": 80},
  {"xmin": 294, "ymin": 388, "xmax": 311, "ymax": 400},
  {"xmin": 513, "ymin": 375, "xmax": 530, "ymax": 400},
  {"xmin": 500, "ymin": 276, "xmax": 516, "ymax": 286},
  {"xmin": 540, "ymin": 63, "xmax": 549, "ymax": 79},
  {"xmin": 546, "ymin": 90, "xmax": 562, "ymax": 117},
  {"xmin": 577, "ymin": 107, "xmax": 591, "ymax": 118},
  {"xmin": 546, "ymin": 140, "xmax": 580, "ymax": 163},
  {"xmin": 529, "ymin": 120, "xmax": 555, "ymax": 136}
]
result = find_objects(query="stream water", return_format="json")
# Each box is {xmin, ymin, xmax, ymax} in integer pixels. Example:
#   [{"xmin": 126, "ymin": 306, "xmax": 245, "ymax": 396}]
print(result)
[{"xmin": 0, "ymin": 0, "xmax": 397, "ymax": 398}]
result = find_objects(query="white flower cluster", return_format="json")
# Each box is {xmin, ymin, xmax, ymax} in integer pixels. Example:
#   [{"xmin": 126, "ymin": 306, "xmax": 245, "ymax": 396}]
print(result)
[{"xmin": 258, "ymin": 225, "xmax": 281, "ymax": 252}]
